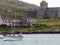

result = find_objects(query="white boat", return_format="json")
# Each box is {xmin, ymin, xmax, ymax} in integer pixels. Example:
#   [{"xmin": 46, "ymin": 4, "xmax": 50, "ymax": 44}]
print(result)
[
  {"xmin": 3, "ymin": 34, "xmax": 23, "ymax": 41},
  {"xmin": 0, "ymin": 31, "xmax": 3, "ymax": 39},
  {"xmin": 0, "ymin": 34, "xmax": 3, "ymax": 39}
]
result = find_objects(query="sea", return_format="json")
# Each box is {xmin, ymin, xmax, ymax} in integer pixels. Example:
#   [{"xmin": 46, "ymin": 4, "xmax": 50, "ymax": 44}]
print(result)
[{"xmin": 0, "ymin": 34, "xmax": 60, "ymax": 45}]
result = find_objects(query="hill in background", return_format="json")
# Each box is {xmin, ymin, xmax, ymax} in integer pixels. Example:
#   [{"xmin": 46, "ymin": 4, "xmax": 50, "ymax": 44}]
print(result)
[{"xmin": 0, "ymin": 0, "xmax": 39, "ymax": 18}]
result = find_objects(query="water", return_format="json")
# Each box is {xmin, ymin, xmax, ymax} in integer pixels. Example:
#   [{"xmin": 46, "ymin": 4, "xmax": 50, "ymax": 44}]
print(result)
[{"xmin": 0, "ymin": 34, "xmax": 60, "ymax": 45}]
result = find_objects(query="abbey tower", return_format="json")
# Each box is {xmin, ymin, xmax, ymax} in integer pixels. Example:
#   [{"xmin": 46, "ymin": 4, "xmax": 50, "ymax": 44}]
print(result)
[{"xmin": 37, "ymin": 0, "xmax": 48, "ymax": 18}]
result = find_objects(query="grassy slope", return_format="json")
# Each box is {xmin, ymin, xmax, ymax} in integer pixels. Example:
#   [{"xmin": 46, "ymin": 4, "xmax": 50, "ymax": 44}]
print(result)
[
  {"xmin": 35, "ymin": 18, "xmax": 60, "ymax": 30},
  {"xmin": 0, "ymin": 0, "xmax": 38, "ymax": 18},
  {"xmin": 35, "ymin": 18, "xmax": 60, "ymax": 25},
  {"xmin": 0, "ymin": 0, "xmax": 38, "ymax": 10}
]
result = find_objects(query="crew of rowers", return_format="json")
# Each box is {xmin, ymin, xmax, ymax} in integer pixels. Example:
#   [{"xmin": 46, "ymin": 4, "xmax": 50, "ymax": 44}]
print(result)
[{"xmin": 2, "ymin": 31, "xmax": 23, "ymax": 37}]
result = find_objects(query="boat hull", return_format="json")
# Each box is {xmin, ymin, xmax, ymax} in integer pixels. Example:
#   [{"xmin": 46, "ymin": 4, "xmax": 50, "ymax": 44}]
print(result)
[
  {"xmin": 4, "ymin": 35, "xmax": 23, "ymax": 41},
  {"xmin": 0, "ymin": 34, "xmax": 3, "ymax": 39}
]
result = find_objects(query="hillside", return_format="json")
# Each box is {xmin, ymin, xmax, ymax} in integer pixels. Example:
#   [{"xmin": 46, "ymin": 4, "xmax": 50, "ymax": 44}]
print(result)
[
  {"xmin": 0, "ymin": 0, "xmax": 39, "ymax": 18},
  {"xmin": 0, "ymin": 0, "xmax": 38, "ymax": 10}
]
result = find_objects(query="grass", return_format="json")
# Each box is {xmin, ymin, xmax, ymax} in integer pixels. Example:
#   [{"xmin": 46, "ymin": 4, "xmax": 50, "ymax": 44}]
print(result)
[
  {"xmin": 35, "ymin": 18, "xmax": 60, "ymax": 26},
  {"xmin": 1, "ymin": 12, "xmax": 27, "ymax": 19}
]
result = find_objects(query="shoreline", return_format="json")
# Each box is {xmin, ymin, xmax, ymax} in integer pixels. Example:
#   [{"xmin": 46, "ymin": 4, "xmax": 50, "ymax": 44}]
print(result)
[
  {"xmin": 22, "ymin": 31, "xmax": 60, "ymax": 34},
  {"xmin": 1, "ymin": 31, "xmax": 60, "ymax": 34}
]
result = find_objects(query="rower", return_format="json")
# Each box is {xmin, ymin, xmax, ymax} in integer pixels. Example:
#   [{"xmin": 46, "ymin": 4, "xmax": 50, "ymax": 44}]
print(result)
[{"xmin": 19, "ymin": 32, "xmax": 22, "ymax": 35}]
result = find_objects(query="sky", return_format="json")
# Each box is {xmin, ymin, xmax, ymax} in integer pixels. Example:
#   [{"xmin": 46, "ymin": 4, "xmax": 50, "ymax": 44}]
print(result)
[{"xmin": 19, "ymin": 0, "xmax": 60, "ymax": 7}]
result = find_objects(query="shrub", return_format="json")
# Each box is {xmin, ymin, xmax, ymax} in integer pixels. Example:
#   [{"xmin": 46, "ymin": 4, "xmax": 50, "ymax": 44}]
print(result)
[
  {"xmin": 0, "ymin": 24, "xmax": 7, "ymax": 27},
  {"xmin": 43, "ymin": 17, "xmax": 51, "ymax": 19}
]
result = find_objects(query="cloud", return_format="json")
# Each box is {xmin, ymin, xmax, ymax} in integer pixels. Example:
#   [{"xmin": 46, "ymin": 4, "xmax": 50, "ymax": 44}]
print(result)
[{"xmin": 19, "ymin": 0, "xmax": 60, "ymax": 7}]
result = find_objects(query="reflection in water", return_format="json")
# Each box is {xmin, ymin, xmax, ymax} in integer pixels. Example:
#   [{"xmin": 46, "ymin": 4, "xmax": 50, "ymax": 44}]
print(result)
[{"xmin": 0, "ymin": 34, "xmax": 60, "ymax": 45}]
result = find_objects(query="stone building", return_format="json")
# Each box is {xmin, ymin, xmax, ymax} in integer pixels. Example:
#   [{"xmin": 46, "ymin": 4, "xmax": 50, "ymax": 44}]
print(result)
[
  {"xmin": 19, "ymin": 16, "xmax": 36, "ymax": 26},
  {"xmin": 37, "ymin": 0, "xmax": 60, "ymax": 18}
]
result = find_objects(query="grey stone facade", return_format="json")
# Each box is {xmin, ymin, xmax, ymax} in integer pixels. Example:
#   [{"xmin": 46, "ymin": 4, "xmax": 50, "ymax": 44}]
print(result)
[{"xmin": 37, "ymin": 0, "xmax": 60, "ymax": 18}]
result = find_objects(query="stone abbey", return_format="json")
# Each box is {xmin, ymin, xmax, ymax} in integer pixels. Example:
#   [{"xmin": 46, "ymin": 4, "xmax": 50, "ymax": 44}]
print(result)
[{"xmin": 37, "ymin": 0, "xmax": 60, "ymax": 18}]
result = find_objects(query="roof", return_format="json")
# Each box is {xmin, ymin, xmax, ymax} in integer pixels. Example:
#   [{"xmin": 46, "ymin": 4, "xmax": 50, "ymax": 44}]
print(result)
[
  {"xmin": 47, "ymin": 7, "xmax": 60, "ymax": 10},
  {"xmin": 27, "ymin": 18, "xmax": 36, "ymax": 22}
]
